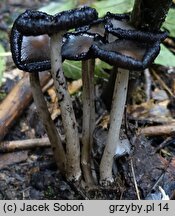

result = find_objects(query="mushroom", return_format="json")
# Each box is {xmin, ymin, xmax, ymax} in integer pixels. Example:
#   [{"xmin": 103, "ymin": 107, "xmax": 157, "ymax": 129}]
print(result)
[
  {"xmin": 91, "ymin": 25, "xmax": 167, "ymax": 184},
  {"xmin": 11, "ymin": 7, "xmax": 98, "ymax": 181},
  {"xmin": 101, "ymin": 12, "xmax": 168, "ymax": 110},
  {"xmin": 10, "ymin": 21, "xmax": 66, "ymax": 173},
  {"xmin": 62, "ymin": 32, "xmax": 101, "ymax": 185},
  {"xmin": 47, "ymin": 6, "xmax": 98, "ymax": 181}
]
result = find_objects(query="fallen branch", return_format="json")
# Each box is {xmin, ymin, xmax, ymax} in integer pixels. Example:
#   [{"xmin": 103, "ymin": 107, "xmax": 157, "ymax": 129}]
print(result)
[
  {"xmin": 0, "ymin": 151, "xmax": 28, "ymax": 170},
  {"xmin": 0, "ymin": 137, "xmax": 50, "ymax": 152},
  {"xmin": 0, "ymin": 72, "xmax": 51, "ymax": 141},
  {"xmin": 140, "ymin": 124, "xmax": 175, "ymax": 136},
  {"xmin": 130, "ymin": 158, "xmax": 141, "ymax": 200}
]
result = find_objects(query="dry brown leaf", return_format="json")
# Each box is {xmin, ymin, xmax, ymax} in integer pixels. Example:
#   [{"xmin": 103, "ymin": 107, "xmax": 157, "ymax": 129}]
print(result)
[
  {"xmin": 68, "ymin": 79, "xmax": 82, "ymax": 95},
  {"xmin": 98, "ymin": 114, "xmax": 110, "ymax": 129},
  {"xmin": 48, "ymin": 79, "xmax": 82, "ymax": 120},
  {"xmin": 47, "ymin": 88, "xmax": 57, "ymax": 103},
  {"xmin": 127, "ymin": 99, "xmax": 172, "ymax": 122},
  {"xmin": 127, "ymin": 100, "xmax": 155, "ymax": 118}
]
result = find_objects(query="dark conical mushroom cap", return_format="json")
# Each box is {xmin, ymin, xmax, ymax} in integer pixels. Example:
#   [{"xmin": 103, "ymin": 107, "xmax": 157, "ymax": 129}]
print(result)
[
  {"xmin": 62, "ymin": 32, "xmax": 102, "ymax": 61},
  {"xmin": 14, "ymin": 7, "xmax": 98, "ymax": 36},
  {"xmin": 91, "ymin": 39, "xmax": 160, "ymax": 70}
]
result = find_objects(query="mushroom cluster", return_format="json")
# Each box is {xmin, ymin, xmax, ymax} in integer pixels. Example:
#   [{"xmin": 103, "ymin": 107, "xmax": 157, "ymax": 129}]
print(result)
[{"xmin": 10, "ymin": 7, "xmax": 167, "ymax": 185}]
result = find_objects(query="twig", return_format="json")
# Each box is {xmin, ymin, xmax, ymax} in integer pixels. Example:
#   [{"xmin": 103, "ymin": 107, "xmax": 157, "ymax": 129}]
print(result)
[
  {"xmin": 128, "ymin": 115, "xmax": 175, "ymax": 125},
  {"xmin": 42, "ymin": 78, "xmax": 54, "ymax": 92},
  {"xmin": 146, "ymin": 172, "xmax": 164, "ymax": 198},
  {"xmin": 95, "ymin": 111, "xmax": 108, "ymax": 126},
  {"xmin": 130, "ymin": 158, "xmax": 141, "ymax": 200},
  {"xmin": 154, "ymin": 137, "xmax": 174, "ymax": 153},
  {"xmin": 140, "ymin": 124, "xmax": 175, "ymax": 136},
  {"xmin": 0, "ymin": 137, "xmax": 51, "ymax": 153},
  {"xmin": 0, "ymin": 151, "xmax": 28, "ymax": 170}
]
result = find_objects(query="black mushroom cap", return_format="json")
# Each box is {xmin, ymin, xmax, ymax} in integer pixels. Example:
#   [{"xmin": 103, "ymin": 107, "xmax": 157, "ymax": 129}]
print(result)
[
  {"xmin": 10, "ymin": 24, "xmax": 51, "ymax": 72},
  {"xmin": 14, "ymin": 7, "xmax": 98, "ymax": 37},
  {"xmin": 76, "ymin": 18, "xmax": 107, "ymax": 39},
  {"xmin": 104, "ymin": 12, "xmax": 168, "ymax": 43},
  {"xmin": 62, "ymin": 32, "xmax": 102, "ymax": 61},
  {"xmin": 90, "ymin": 11, "xmax": 168, "ymax": 70},
  {"xmin": 10, "ymin": 6, "xmax": 98, "ymax": 72},
  {"xmin": 105, "ymin": 12, "xmax": 130, "ymax": 21},
  {"xmin": 15, "ymin": 10, "xmax": 54, "ymax": 36},
  {"xmin": 91, "ymin": 39, "xmax": 160, "ymax": 70},
  {"xmin": 53, "ymin": 6, "xmax": 98, "ymax": 33},
  {"xmin": 106, "ymin": 25, "xmax": 168, "ymax": 43}
]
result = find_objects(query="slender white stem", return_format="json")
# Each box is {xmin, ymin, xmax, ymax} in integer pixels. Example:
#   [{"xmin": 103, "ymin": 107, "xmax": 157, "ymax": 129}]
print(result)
[
  {"xmin": 89, "ymin": 59, "xmax": 96, "ymax": 149},
  {"xmin": 100, "ymin": 68, "xmax": 129, "ymax": 185},
  {"xmin": 29, "ymin": 72, "xmax": 66, "ymax": 173},
  {"xmin": 81, "ymin": 59, "xmax": 95, "ymax": 185},
  {"xmin": 50, "ymin": 32, "xmax": 81, "ymax": 181}
]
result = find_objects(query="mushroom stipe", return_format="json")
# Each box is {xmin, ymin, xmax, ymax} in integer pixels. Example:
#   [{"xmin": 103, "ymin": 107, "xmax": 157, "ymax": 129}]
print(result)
[
  {"xmin": 48, "ymin": 6, "xmax": 98, "ymax": 181},
  {"xmin": 62, "ymin": 31, "xmax": 98, "ymax": 185}
]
